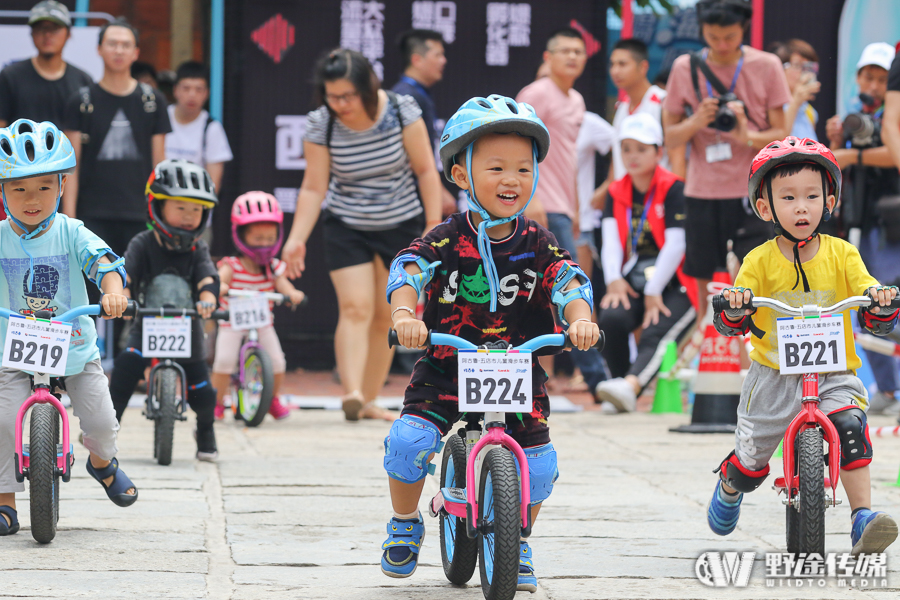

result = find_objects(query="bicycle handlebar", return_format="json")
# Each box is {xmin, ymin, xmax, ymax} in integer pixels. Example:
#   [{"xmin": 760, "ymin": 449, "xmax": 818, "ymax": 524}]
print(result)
[
  {"xmin": 227, "ymin": 289, "xmax": 309, "ymax": 307},
  {"xmin": 712, "ymin": 293, "xmax": 900, "ymax": 318},
  {"xmin": 387, "ymin": 329, "xmax": 605, "ymax": 353},
  {"xmin": 135, "ymin": 307, "xmax": 230, "ymax": 321},
  {"xmin": 0, "ymin": 300, "xmax": 138, "ymax": 323}
]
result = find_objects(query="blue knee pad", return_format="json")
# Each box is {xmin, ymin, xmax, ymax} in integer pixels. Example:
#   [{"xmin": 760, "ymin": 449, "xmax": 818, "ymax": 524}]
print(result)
[
  {"xmin": 524, "ymin": 443, "xmax": 559, "ymax": 505},
  {"xmin": 383, "ymin": 415, "xmax": 443, "ymax": 483}
]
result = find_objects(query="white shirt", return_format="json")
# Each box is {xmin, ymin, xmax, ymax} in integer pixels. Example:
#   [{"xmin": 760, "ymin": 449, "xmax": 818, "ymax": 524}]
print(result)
[
  {"xmin": 611, "ymin": 84, "xmax": 667, "ymax": 180},
  {"xmin": 164, "ymin": 106, "xmax": 233, "ymax": 166},
  {"xmin": 576, "ymin": 112, "xmax": 615, "ymax": 232}
]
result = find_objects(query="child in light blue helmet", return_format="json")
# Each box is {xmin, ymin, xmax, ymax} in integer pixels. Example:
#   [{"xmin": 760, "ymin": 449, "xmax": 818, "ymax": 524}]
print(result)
[
  {"xmin": 382, "ymin": 95, "xmax": 600, "ymax": 591},
  {"xmin": 0, "ymin": 120, "xmax": 137, "ymax": 537}
]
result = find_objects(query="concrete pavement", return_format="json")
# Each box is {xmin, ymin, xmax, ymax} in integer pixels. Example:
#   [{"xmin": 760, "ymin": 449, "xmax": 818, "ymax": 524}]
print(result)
[{"xmin": 2, "ymin": 392, "xmax": 900, "ymax": 599}]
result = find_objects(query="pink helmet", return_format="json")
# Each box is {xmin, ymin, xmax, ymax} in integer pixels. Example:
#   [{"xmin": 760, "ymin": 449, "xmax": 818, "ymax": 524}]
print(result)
[{"xmin": 231, "ymin": 192, "xmax": 284, "ymax": 266}]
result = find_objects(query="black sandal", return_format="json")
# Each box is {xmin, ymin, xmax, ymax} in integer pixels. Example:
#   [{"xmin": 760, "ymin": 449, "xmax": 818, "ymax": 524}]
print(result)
[{"xmin": 0, "ymin": 505, "xmax": 19, "ymax": 535}]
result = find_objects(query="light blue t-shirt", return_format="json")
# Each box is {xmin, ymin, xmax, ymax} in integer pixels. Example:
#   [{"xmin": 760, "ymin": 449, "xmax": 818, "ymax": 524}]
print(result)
[
  {"xmin": 0, "ymin": 215, "xmax": 112, "ymax": 375},
  {"xmin": 785, "ymin": 101, "xmax": 818, "ymax": 141}
]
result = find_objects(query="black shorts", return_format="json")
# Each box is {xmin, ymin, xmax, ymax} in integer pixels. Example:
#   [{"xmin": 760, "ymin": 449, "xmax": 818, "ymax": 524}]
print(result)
[
  {"xmin": 322, "ymin": 210, "xmax": 425, "ymax": 271},
  {"xmin": 683, "ymin": 196, "xmax": 773, "ymax": 280},
  {"xmin": 401, "ymin": 358, "xmax": 551, "ymax": 448}
]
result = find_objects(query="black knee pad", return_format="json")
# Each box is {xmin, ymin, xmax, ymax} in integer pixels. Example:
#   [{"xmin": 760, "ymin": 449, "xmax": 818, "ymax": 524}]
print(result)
[
  {"xmin": 828, "ymin": 406, "xmax": 873, "ymax": 469},
  {"xmin": 188, "ymin": 380, "xmax": 217, "ymax": 428},
  {"xmin": 714, "ymin": 450, "xmax": 770, "ymax": 493}
]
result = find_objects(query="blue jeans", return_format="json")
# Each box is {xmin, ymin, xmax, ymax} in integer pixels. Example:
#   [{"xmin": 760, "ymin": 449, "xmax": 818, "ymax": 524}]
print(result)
[
  {"xmin": 858, "ymin": 227, "xmax": 900, "ymax": 392},
  {"xmin": 545, "ymin": 213, "xmax": 607, "ymax": 390}
]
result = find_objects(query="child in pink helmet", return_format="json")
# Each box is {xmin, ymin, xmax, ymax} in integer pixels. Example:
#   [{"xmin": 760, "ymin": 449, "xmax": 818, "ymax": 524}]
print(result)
[{"xmin": 211, "ymin": 192, "xmax": 305, "ymax": 420}]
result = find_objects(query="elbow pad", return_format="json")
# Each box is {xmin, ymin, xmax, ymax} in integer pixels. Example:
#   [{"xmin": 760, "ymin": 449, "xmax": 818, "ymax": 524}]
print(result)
[
  {"xmin": 551, "ymin": 262, "xmax": 594, "ymax": 326},
  {"xmin": 84, "ymin": 250, "xmax": 127, "ymax": 290},
  {"xmin": 386, "ymin": 253, "xmax": 442, "ymax": 302}
]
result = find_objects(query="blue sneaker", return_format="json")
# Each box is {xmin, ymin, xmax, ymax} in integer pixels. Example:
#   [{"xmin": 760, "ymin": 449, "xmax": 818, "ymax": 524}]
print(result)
[
  {"xmin": 851, "ymin": 509, "xmax": 898, "ymax": 556},
  {"xmin": 707, "ymin": 481, "xmax": 742, "ymax": 536},
  {"xmin": 518, "ymin": 541, "xmax": 537, "ymax": 592},
  {"xmin": 381, "ymin": 514, "xmax": 425, "ymax": 578}
]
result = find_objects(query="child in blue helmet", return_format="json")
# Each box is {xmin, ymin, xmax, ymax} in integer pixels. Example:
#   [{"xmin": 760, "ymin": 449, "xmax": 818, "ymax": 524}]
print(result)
[
  {"xmin": 382, "ymin": 95, "xmax": 600, "ymax": 591},
  {"xmin": 0, "ymin": 119, "xmax": 137, "ymax": 536}
]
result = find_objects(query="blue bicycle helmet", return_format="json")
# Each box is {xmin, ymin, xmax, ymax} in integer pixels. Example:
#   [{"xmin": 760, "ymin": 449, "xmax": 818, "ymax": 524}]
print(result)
[
  {"xmin": 438, "ymin": 95, "xmax": 550, "ymax": 311},
  {"xmin": 0, "ymin": 120, "xmax": 77, "ymax": 290}
]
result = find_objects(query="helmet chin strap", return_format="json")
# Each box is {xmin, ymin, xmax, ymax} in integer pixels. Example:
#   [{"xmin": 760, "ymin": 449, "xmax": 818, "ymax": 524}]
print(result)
[
  {"xmin": 1, "ymin": 174, "xmax": 62, "ymax": 292},
  {"xmin": 464, "ymin": 142, "xmax": 540, "ymax": 312},
  {"xmin": 765, "ymin": 171, "xmax": 830, "ymax": 294}
]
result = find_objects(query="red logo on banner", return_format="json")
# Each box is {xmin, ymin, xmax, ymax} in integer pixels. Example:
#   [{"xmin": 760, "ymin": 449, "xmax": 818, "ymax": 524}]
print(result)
[
  {"xmin": 569, "ymin": 19, "xmax": 601, "ymax": 58},
  {"xmin": 251, "ymin": 14, "xmax": 295, "ymax": 64}
]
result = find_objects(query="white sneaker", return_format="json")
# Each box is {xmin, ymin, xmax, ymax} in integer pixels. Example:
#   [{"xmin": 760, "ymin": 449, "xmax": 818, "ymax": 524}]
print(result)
[
  {"xmin": 868, "ymin": 391, "xmax": 898, "ymax": 415},
  {"xmin": 594, "ymin": 378, "xmax": 637, "ymax": 413},
  {"xmin": 599, "ymin": 401, "xmax": 618, "ymax": 414}
]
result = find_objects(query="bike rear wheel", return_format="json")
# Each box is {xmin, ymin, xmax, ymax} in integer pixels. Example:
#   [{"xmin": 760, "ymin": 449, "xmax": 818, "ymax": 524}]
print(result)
[
  {"xmin": 234, "ymin": 347, "xmax": 274, "ymax": 427},
  {"xmin": 154, "ymin": 368, "xmax": 177, "ymax": 466},
  {"xmin": 478, "ymin": 448, "xmax": 520, "ymax": 600},
  {"xmin": 786, "ymin": 428, "xmax": 825, "ymax": 555},
  {"xmin": 440, "ymin": 432, "xmax": 478, "ymax": 584},
  {"xmin": 29, "ymin": 403, "xmax": 60, "ymax": 543}
]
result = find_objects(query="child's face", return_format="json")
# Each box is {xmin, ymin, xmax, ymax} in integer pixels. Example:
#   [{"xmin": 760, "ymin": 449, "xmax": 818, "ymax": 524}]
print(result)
[
  {"xmin": 621, "ymin": 139, "xmax": 661, "ymax": 179},
  {"xmin": 2, "ymin": 175, "xmax": 64, "ymax": 231},
  {"xmin": 242, "ymin": 222, "xmax": 279, "ymax": 247},
  {"xmin": 161, "ymin": 199, "xmax": 204, "ymax": 231},
  {"xmin": 451, "ymin": 133, "xmax": 534, "ymax": 221},
  {"xmin": 757, "ymin": 168, "xmax": 835, "ymax": 240}
]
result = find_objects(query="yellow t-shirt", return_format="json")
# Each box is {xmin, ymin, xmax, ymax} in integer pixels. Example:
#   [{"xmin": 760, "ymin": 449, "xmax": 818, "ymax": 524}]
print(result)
[{"xmin": 735, "ymin": 235, "xmax": 878, "ymax": 372}]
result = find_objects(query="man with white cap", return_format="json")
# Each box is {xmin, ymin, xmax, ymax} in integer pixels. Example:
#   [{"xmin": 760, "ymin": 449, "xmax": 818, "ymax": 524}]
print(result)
[
  {"xmin": 826, "ymin": 42, "xmax": 900, "ymax": 415},
  {"xmin": 594, "ymin": 113, "xmax": 696, "ymax": 412},
  {"xmin": 0, "ymin": 1, "xmax": 92, "ymax": 128}
]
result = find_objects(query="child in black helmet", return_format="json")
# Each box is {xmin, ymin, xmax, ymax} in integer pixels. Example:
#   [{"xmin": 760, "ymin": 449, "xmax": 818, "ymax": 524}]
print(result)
[{"xmin": 108, "ymin": 159, "xmax": 221, "ymax": 461}]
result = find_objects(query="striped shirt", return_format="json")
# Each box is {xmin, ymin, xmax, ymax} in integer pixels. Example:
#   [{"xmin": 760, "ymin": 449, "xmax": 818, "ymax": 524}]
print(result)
[
  {"xmin": 218, "ymin": 256, "xmax": 285, "ymax": 328},
  {"xmin": 304, "ymin": 93, "xmax": 423, "ymax": 231}
]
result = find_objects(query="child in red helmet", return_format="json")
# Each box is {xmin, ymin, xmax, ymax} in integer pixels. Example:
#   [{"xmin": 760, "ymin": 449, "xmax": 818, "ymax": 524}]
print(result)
[
  {"xmin": 212, "ymin": 192, "xmax": 305, "ymax": 421},
  {"xmin": 707, "ymin": 136, "xmax": 899, "ymax": 555}
]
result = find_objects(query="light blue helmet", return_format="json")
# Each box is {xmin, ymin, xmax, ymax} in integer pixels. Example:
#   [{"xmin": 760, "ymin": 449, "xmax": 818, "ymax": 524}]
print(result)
[
  {"xmin": 438, "ymin": 95, "xmax": 550, "ymax": 312},
  {"xmin": 0, "ymin": 119, "xmax": 75, "ymax": 183}
]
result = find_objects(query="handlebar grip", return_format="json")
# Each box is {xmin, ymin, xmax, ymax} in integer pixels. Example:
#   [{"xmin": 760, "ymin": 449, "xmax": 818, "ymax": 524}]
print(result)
[
  {"xmin": 98, "ymin": 300, "xmax": 138, "ymax": 319},
  {"xmin": 712, "ymin": 295, "xmax": 729, "ymax": 313},
  {"xmin": 299, "ymin": 295, "xmax": 309, "ymax": 308},
  {"xmin": 388, "ymin": 328, "xmax": 432, "ymax": 349},
  {"xmin": 562, "ymin": 329, "xmax": 605, "ymax": 352},
  {"xmin": 212, "ymin": 310, "xmax": 229, "ymax": 321}
]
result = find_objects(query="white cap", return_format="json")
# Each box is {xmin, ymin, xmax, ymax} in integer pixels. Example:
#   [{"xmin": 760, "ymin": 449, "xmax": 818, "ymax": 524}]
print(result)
[
  {"xmin": 619, "ymin": 113, "xmax": 663, "ymax": 146},
  {"xmin": 856, "ymin": 42, "xmax": 895, "ymax": 72}
]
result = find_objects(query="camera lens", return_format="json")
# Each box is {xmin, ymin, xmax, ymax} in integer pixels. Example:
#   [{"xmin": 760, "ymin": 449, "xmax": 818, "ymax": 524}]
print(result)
[{"xmin": 714, "ymin": 106, "xmax": 737, "ymax": 132}]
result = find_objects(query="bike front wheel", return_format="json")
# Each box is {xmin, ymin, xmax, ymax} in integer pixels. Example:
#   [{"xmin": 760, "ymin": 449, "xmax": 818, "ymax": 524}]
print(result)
[
  {"xmin": 439, "ymin": 432, "xmax": 478, "ymax": 584},
  {"xmin": 478, "ymin": 447, "xmax": 520, "ymax": 600},
  {"xmin": 154, "ymin": 368, "xmax": 177, "ymax": 466},
  {"xmin": 29, "ymin": 403, "xmax": 61, "ymax": 543},
  {"xmin": 786, "ymin": 428, "xmax": 825, "ymax": 555},
  {"xmin": 234, "ymin": 347, "xmax": 274, "ymax": 427}
]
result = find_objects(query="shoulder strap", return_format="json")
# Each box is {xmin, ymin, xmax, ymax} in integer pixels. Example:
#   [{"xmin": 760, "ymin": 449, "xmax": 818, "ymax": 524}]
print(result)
[
  {"xmin": 326, "ymin": 111, "xmax": 334, "ymax": 149},
  {"xmin": 386, "ymin": 90, "xmax": 406, "ymax": 128},
  {"xmin": 202, "ymin": 115, "xmax": 213, "ymax": 163},
  {"xmin": 78, "ymin": 85, "xmax": 93, "ymax": 144},
  {"xmin": 689, "ymin": 52, "xmax": 730, "ymax": 97}
]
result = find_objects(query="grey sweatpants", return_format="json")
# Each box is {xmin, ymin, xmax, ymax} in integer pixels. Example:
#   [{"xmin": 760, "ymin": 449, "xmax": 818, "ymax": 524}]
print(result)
[
  {"xmin": 734, "ymin": 362, "xmax": 869, "ymax": 471},
  {"xmin": 0, "ymin": 359, "xmax": 118, "ymax": 493}
]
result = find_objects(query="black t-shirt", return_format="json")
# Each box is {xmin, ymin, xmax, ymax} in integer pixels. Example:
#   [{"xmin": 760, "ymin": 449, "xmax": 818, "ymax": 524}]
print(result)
[
  {"xmin": 889, "ymin": 53, "xmax": 900, "ymax": 92},
  {"xmin": 0, "ymin": 59, "xmax": 92, "ymax": 126},
  {"xmin": 605, "ymin": 180, "xmax": 686, "ymax": 257},
  {"xmin": 124, "ymin": 230, "xmax": 218, "ymax": 360},
  {"xmin": 63, "ymin": 82, "xmax": 171, "ymax": 222}
]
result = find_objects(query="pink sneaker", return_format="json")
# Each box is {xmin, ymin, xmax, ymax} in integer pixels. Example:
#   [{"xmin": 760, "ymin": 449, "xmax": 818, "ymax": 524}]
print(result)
[
  {"xmin": 268, "ymin": 396, "xmax": 290, "ymax": 420},
  {"xmin": 214, "ymin": 404, "xmax": 225, "ymax": 421}
]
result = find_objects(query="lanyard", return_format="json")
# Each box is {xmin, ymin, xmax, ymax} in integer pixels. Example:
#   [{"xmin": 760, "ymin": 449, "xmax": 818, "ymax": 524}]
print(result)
[
  {"xmin": 628, "ymin": 188, "xmax": 655, "ymax": 257},
  {"xmin": 401, "ymin": 75, "xmax": 431, "ymax": 98},
  {"xmin": 702, "ymin": 48, "xmax": 744, "ymax": 97}
]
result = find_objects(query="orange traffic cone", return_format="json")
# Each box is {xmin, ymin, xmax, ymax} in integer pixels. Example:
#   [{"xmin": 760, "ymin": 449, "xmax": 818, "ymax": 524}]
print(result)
[{"xmin": 671, "ymin": 271, "xmax": 743, "ymax": 433}]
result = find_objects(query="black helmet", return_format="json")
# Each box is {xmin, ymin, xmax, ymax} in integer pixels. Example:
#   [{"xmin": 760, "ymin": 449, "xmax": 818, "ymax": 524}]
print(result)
[{"xmin": 146, "ymin": 159, "xmax": 217, "ymax": 252}]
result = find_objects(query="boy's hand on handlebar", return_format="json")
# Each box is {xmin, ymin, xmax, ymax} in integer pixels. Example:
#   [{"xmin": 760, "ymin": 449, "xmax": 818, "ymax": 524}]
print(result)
[
  {"xmin": 392, "ymin": 314, "xmax": 428, "ymax": 349},
  {"xmin": 101, "ymin": 293, "xmax": 129, "ymax": 319},
  {"xmin": 867, "ymin": 285, "xmax": 899, "ymax": 314},
  {"xmin": 567, "ymin": 319, "xmax": 600, "ymax": 351},
  {"xmin": 196, "ymin": 300, "xmax": 216, "ymax": 319},
  {"xmin": 723, "ymin": 287, "xmax": 754, "ymax": 316}
]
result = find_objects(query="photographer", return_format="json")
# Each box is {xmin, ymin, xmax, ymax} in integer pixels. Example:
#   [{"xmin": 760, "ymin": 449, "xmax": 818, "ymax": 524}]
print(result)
[
  {"xmin": 662, "ymin": 0, "xmax": 790, "ymax": 321},
  {"xmin": 826, "ymin": 42, "xmax": 900, "ymax": 414}
]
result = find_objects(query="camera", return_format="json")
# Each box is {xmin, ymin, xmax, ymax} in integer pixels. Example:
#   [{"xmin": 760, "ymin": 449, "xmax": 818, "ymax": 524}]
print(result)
[
  {"xmin": 843, "ymin": 93, "xmax": 882, "ymax": 148},
  {"xmin": 711, "ymin": 92, "xmax": 739, "ymax": 132}
]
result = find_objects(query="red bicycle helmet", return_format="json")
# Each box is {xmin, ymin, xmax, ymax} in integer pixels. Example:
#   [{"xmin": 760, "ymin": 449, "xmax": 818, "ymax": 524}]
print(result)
[{"xmin": 747, "ymin": 136, "xmax": 841, "ymax": 219}]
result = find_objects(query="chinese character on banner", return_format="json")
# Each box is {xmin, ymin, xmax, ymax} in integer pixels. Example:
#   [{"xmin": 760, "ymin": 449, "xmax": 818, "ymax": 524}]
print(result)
[
  {"xmin": 412, "ymin": 1, "xmax": 457, "ymax": 43},
  {"xmin": 485, "ymin": 3, "xmax": 530, "ymax": 66},
  {"xmin": 507, "ymin": 3, "xmax": 530, "ymax": 47},
  {"xmin": 341, "ymin": 1, "xmax": 385, "ymax": 79},
  {"xmin": 632, "ymin": 13, "xmax": 657, "ymax": 45},
  {"xmin": 275, "ymin": 115, "xmax": 307, "ymax": 170}
]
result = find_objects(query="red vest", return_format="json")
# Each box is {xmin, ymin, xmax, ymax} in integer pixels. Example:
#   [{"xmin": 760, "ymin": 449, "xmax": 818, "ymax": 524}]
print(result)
[{"xmin": 609, "ymin": 166, "xmax": 698, "ymax": 309}]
